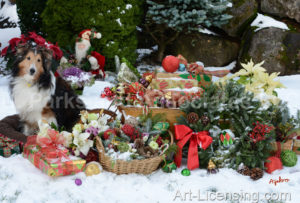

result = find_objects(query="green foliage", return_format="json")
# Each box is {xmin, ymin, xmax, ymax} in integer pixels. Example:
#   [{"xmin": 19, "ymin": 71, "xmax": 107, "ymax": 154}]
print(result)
[
  {"xmin": 42, "ymin": 0, "xmax": 144, "ymax": 71},
  {"xmin": 16, "ymin": 0, "xmax": 47, "ymax": 35},
  {"xmin": 179, "ymin": 81, "xmax": 277, "ymax": 169},
  {"xmin": 147, "ymin": 0, "xmax": 232, "ymax": 31},
  {"xmin": 145, "ymin": 0, "xmax": 232, "ymax": 60}
]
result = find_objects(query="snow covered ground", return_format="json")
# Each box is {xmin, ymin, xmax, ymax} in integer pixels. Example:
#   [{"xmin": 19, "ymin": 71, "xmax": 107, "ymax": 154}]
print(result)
[{"xmin": 1, "ymin": 64, "xmax": 300, "ymax": 203}]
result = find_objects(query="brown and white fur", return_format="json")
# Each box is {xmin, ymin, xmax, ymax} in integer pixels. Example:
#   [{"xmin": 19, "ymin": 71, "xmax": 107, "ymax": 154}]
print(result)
[{"xmin": 10, "ymin": 44, "xmax": 85, "ymax": 136}]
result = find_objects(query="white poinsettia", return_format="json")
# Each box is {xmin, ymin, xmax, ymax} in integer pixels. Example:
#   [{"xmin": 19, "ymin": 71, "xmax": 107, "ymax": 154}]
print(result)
[
  {"xmin": 37, "ymin": 121, "xmax": 51, "ymax": 138},
  {"xmin": 72, "ymin": 124, "xmax": 83, "ymax": 136},
  {"xmin": 61, "ymin": 131, "xmax": 73, "ymax": 147},
  {"xmin": 73, "ymin": 132, "xmax": 93, "ymax": 156}
]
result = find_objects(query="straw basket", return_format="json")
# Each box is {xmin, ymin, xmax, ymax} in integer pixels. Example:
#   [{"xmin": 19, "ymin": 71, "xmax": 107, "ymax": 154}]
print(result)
[
  {"xmin": 95, "ymin": 130, "xmax": 174, "ymax": 175},
  {"xmin": 271, "ymin": 140, "xmax": 294, "ymax": 153},
  {"xmin": 117, "ymin": 105, "xmax": 185, "ymax": 132}
]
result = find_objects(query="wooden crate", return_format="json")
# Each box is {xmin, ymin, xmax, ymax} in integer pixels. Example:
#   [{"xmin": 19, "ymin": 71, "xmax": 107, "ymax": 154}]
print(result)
[{"xmin": 118, "ymin": 106, "xmax": 185, "ymax": 132}]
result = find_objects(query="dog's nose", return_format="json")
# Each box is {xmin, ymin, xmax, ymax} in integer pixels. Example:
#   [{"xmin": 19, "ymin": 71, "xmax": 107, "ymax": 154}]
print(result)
[{"xmin": 30, "ymin": 68, "xmax": 35, "ymax": 75}]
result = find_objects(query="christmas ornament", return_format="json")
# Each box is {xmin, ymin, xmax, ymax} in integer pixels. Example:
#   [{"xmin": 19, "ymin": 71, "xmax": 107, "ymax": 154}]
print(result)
[
  {"xmin": 219, "ymin": 131, "xmax": 234, "ymax": 147},
  {"xmin": 200, "ymin": 115, "xmax": 210, "ymax": 126},
  {"xmin": 250, "ymin": 168, "xmax": 264, "ymax": 181},
  {"xmin": 207, "ymin": 159, "xmax": 219, "ymax": 174},
  {"xmin": 85, "ymin": 161, "xmax": 102, "ymax": 176},
  {"xmin": 181, "ymin": 168, "xmax": 191, "ymax": 176},
  {"xmin": 281, "ymin": 150, "xmax": 298, "ymax": 167},
  {"xmin": 187, "ymin": 112, "xmax": 199, "ymax": 124},
  {"xmin": 75, "ymin": 178, "xmax": 82, "ymax": 186},
  {"xmin": 145, "ymin": 75, "xmax": 153, "ymax": 83},
  {"xmin": 237, "ymin": 165, "xmax": 251, "ymax": 176},
  {"xmin": 139, "ymin": 78, "xmax": 150, "ymax": 88},
  {"xmin": 162, "ymin": 161, "xmax": 177, "ymax": 173},
  {"xmin": 152, "ymin": 122, "xmax": 170, "ymax": 133},
  {"xmin": 264, "ymin": 156, "xmax": 283, "ymax": 174},
  {"xmin": 162, "ymin": 56, "xmax": 180, "ymax": 73},
  {"xmin": 178, "ymin": 63, "xmax": 186, "ymax": 72}
]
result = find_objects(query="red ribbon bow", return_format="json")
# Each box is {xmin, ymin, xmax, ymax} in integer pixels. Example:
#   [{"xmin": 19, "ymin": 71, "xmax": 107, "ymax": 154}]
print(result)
[
  {"xmin": 26, "ymin": 130, "xmax": 68, "ymax": 163},
  {"xmin": 174, "ymin": 125, "xmax": 213, "ymax": 170}
]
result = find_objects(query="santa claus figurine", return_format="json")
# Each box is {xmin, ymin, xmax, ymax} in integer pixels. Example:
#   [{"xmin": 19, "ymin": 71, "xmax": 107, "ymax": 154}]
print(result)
[{"xmin": 72, "ymin": 29, "xmax": 105, "ymax": 78}]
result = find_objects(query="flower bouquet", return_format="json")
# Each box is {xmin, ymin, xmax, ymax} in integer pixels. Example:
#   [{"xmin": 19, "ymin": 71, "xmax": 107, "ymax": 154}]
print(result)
[{"xmin": 56, "ymin": 65, "xmax": 95, "ymax": 95}]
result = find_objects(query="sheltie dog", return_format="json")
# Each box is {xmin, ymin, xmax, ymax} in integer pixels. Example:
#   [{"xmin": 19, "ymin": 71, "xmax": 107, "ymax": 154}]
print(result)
[{"xmin": 9, "ymin": 44, "xmax": 85, "ymax": 136}]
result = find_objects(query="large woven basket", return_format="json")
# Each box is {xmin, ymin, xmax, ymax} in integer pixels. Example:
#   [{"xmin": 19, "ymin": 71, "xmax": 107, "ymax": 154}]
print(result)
[
  {"xmin": 95, "ymin": 130, "xmax": 174, "ymax": 175},
  {"xmin": 117, "ymin": 105, "xmax": 185, "ymax": 132}
]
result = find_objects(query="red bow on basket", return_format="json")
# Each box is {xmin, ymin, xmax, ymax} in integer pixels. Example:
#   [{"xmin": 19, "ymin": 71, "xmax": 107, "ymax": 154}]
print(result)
[{"xmin": 174, "ymin": 125, "xmax": 213, "ymax": 170}]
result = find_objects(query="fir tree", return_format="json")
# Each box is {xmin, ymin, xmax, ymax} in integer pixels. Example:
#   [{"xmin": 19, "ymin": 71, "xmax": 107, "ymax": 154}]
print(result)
[
  {"xmin": 145, "ymin": 0, "xmax": 232, "ymax": 61},
  {"xmin": 16, "ymin": 0, "xmax": 47, "ymax": 35},
  {"xmin": 42, "ymin": 0, "xmax": 144, "ymax": 71}
]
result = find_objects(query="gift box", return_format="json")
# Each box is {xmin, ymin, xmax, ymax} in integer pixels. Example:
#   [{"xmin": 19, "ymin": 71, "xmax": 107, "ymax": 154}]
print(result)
[
  {"xmin": 155, "ymin": 72, "xmax": 212, "ymax": 89},
  {"xmin": 0, "ymin": 134, "xmax": 22, "ymax": 157},
  {"xmin": 23, "ymin": 135, "xmax": 86, "ymax": 177},
  {"xmin": 150, "ymin": 78, "xmax": 199, "ymax": 90}
]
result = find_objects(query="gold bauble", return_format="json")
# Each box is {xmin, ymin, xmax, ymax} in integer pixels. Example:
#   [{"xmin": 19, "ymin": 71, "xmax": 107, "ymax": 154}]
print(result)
[{"xmin": 85, "ymin": 162, "xmax": 102, "ymax": 176}]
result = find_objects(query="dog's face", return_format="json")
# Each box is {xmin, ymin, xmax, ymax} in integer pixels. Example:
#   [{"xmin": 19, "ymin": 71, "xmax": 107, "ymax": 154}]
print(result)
[
  {"xmin": 18, "ymin": 50, "xmax": 44, "ymax": 82},
  {"xmin": 12, "ymin": 44, "xmax": 53, "ymax": 83}
]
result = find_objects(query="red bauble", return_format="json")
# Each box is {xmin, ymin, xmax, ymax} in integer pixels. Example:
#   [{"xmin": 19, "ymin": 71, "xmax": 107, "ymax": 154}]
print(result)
[
  {"xmin": 264, "ymin": 156, "xmax": 283, "ymax": 174},
  {"xmin": 162, "ymin": 56, "xmax": 180, "ymax": 73}
]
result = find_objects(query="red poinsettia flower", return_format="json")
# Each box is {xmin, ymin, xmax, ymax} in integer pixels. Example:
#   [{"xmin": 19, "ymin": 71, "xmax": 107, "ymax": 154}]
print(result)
[
  {"xmin": 49, "ymin": 43, "xmax": 63, "ymax": 60},
  {"xmin": 1, "ymin": 46, "xmax": 8, "ymax": 57},
  {"xmin": 28, "ymin": 32, "xmax": 46, "ymax": 46},
  {"xmin": 8, "ymin": 37, "xmax": 22, "ymax": 51}
]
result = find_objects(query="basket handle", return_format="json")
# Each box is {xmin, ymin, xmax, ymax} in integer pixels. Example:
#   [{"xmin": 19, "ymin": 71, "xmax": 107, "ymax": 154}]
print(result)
[{"xmin": 95, "ymin": 136, "xmax": 105, "ymax": 153}]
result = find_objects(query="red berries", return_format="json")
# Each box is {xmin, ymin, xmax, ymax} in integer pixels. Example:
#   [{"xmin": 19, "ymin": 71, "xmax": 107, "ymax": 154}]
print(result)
[{"xmin": 249, "ymin": 121, "xmax": 274, "ymax": 143}]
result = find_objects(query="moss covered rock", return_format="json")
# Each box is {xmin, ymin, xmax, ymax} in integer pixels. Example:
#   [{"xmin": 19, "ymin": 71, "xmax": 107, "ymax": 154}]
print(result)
[
  {"xmin": 221, "ymin": 0, "xmax": 258, "ymax": 37},
  {"xmin": 261, "ymin": 0, "xmax": 300, "ymax": 23},
  {"xmin": 238, "ymin": 27, "xmax": 300, "ymax": 75},
  {"xmin": 170, "ymin": 32, "xmax": 239, "ymax": 67}
]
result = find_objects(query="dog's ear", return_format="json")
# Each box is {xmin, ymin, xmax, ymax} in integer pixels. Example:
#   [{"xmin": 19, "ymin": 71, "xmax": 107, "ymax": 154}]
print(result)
[{"xmin": 41, "ymin": 47, "xmax": 53, "ymax": 71}]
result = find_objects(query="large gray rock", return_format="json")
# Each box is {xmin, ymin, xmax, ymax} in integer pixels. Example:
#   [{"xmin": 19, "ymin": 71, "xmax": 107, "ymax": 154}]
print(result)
[
  {"xmin": 239, "ymin": 27, "xmax": 300, "ymax": 75},
  {"xmin": 261, "ymin": 0, "xmax": 300, "ymax": 23},
  {"xmin": 221, "ymin": 0, "xmax": 258, "ymax": 37},
  {"xmin": 170, "ymin": 33, "xmax": 239, "ymax": 67}
]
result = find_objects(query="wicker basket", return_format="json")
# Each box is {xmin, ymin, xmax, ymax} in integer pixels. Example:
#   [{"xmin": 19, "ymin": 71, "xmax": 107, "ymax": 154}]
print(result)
[
  {"xmin": 271, "ymin": 140, "xmax": 294, "ymax": 153},
  {"xmin": 293, "ymin": 139, "xmax": 300, "ymax": 155},
  {"xmin": 95, "ymin": 130, "xmax": 174, "ymax": 175},
  {"xmin": 117, "ymin": 105, "xmax": 185, "ymax": 132}
]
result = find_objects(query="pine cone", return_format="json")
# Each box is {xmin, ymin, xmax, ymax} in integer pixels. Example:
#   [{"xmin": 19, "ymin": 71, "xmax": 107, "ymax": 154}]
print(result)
[
  {"xmin": 250, "ymin": 168, "xmax": 264, "ymax": 180},
  {"xmin": 201, "ymin": 115, "xmax": 210, "ymax": 126},
  {"xmin": 187, "ymin": 112, "xmax": 199, "ymax": 124},
  {"xmin": 237, "ymin": 166, "xmax": 251, "ymax": 176},
  {"xmin": 134, "ymin": 138, "xmax": 144, "ymax": 149}
]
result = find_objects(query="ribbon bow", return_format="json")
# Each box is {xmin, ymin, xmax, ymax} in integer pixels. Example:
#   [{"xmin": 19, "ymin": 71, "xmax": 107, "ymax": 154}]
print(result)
[
  {"xmin": 26, "ymin": 130, "xmax": 68, "ymax": 163},
  {"xmin": 174, "ymin": 125, "xmax": 213, "ymax": 170}
]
